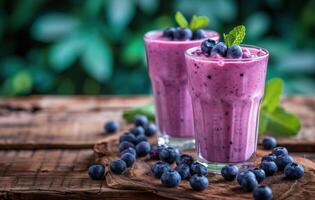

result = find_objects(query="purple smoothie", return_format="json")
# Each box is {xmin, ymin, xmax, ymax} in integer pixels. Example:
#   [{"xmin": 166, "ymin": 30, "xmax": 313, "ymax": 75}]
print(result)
[
  {"xmin": 185, "ymin": 46, "xmax": 268, "ymax": 163},
  {"xmin": 144, "ymin": 31, "xmax": 219, "ymax": 139}
]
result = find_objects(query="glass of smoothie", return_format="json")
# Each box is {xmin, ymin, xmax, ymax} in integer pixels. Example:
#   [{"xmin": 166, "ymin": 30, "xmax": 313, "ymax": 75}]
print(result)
[
  {"xmin": 144, "ymin": 29, "xmax": 219, "ymax": 149},
  {"xmin": 185, "ymin": 39, "xmax": 269, "ymax": 170}
]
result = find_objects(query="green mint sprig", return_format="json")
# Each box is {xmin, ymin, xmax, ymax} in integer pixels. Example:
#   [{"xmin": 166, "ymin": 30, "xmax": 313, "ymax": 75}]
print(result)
[
  {"xmin": 175, "ymin": 11, "xmax": 209, "ymax": 32},
  {"xmin": 223, "ymin": 25, "xmax": 246, "ymax": 47}
]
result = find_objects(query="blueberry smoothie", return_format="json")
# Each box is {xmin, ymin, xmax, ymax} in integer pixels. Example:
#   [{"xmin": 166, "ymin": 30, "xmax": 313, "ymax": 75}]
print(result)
[
  {"xmin": 144, "ymin": 30, "xmax": 219, "ymax": 149},
  {"xmin": 185, "ymin": 42, "xmax": 268, "ymax": 166}
]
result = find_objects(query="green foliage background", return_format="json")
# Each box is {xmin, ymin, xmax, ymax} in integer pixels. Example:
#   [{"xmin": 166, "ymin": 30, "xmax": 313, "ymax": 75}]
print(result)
[{"xmin": 0, "ymin": 0, "xmax": 314, "ymax": 96}]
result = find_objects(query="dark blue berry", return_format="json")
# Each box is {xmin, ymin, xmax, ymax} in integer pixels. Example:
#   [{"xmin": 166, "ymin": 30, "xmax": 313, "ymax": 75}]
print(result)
[
  {"xmin": 135, "ymin": 135, "xmax": 148, "ymax": 144},
  {"xmin": 149, "ymin": 145, "xmax": 164, "ymax": 160},
  {"xmin": 104, "ymin": 121, "xmax": 119, "ymax": 134},
  {"xmin": 275, "ymin": 155, "xmax": 294, "ymax": 170},
  {"xmin": 284, "ymin": 162, "xmax": 304, "ymax": 180},
  {"xmin": 121, "ymin": 153, "xmax": 136, "ymax": 167},
  {"xmin": 201, "ymin": 38, "xmax": 216, "ymax": 54},
  {"xmin": 253, "ymin": 186, "xmax": 273, "ymax": 200},
  {"xmin": 237, "ymin": 171, "xmax": 256, "ymax": 185},
  {"xmin": 227, "ymin": 45, "xmax": 242, "ymax": 58},
  {"xmin": 175, "ymin": 164, "xmax": 190, "ymax": 180},
  {"xmin": 174, "ymin": 27, "xmax": 192, "ymax": 40},
  {"xmin": 144, "ymin": 123, "xmax": 158, "ymax": 137},
  {"xmin": 192, "ymin": 29, "xmax": 206, "ymax": 40},
  {"xmin": 88, "ymin": 164, "xmax": 105, "ymax": 180},
  {"xmin": 134, "ymin": 115, "xmax": 149, "ymax": 127},
  {"xmin": 261, "ymin": 153, "xmax": 277, "ymax": 162},
  {"xmin": 159, "ymin": 147, "xmax": 179, "ymax": 164},
  {"xmin": 151, "ymin": 161, "xmax": 171, "ymax": 178},
  {"xmin": 190, "ymin": 162, "xmax": 208, "ymax": 176},
  {"xmin": 160, "ymin": 169, "xmax": 181, "ymax": 187},
  {"xmin": 260, "ymin": 161, "xmax": 278, "ymax": 176},
  {"xmin": 110, "ymin": 160, "xmax": 126, "ymax": 174},
  {"xmin": 119, "ymin": 141, "xmax": 135, "ymax": 152},
  {"xmin": 120, "ymin": 147, "xmax": 136, "ymax": 157},
  {"xmin": 262, "ymin": 136, "xmax": 277, "ymax": 150},
  {"xmin": 163, "ymin": 27, "xmax": 176, "ymax": 39},
  {"xmin": 119, "ymin": 132, "xmax": 137, "ymax": 144},
  {"xmin": 249, "ymin": 168, "xmax": 266, "ymax": 183},
  {"xmin": 130, "ymin": 126, "xmax": 145, "ymax": 137},
  {"xmin": 241, "ymin": 173, "xmax": 258, "ymax": 192},
  {"xmin": 176, "ymin": 154, "xmax": 194, "ymax": 166},
  {"xmin": 221, "ymin": 164, "xmax": 238, "ymax": 181},
  {"xmin": 212, "ymin": 42, "xmax": 227, "ymax": 57},
  {"xmin": 189, "ymin": 174, "xmax": 208, "ymax": 191},
  {"xmin": 135, "ymin": 141, "xmax": 151, "ymax": 157},
  {"xmin": 272, "ymin": 147, "xmax": 288, "ymax": 157}
]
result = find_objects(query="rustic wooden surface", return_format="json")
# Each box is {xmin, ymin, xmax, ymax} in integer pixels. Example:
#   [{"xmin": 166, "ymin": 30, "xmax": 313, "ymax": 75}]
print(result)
[{"xmin": 0, "ymin": 96, "xmax": 314, "ymax": 200}]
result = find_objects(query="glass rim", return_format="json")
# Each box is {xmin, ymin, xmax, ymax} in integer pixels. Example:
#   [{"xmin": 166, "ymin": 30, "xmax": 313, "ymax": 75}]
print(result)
[
  {"xmin": 144, "ymin": 30, "xmax": 220, "ymax": 45},
  {"xmin": 185, "ymin": 45, "xmax": 269, "ymax": 63}
]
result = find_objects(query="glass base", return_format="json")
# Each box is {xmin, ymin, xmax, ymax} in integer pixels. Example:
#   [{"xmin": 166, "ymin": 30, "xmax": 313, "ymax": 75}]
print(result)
[
  {"xmin": 158, "ymin": 134, "xmax": 195, "ymax": 150},
  {"xmin": 198, "ymin": 154, "xmax": 256, "ymax": 174}
]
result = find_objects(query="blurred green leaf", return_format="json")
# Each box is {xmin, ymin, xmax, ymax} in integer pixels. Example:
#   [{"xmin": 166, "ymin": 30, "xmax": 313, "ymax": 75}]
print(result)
[
  {"xmin": 137, "ymin": 0, "xmax": 159, "ymax": 14},
  {"xmin": 122, "ymin": 36, "xmax": 144, "ymax": 65},
  {"xmin": 261, "ymin": 78, "xmax": 283, "ymax": 112},
  {"xmin": 31, "ymin": 13, "xmax": 80, "ymax": 42},
  {"xmin": 84, "ymin": 0, "xmax": 105, "ymax": 17},
  {"xmin": 277, "ymin": 51, "xmax": 315, "ymax": 73},
  {"xmin": 123, "ymin": 103, "xmax": 155, "ymax": 122},
  {"xmin": 245, "ymin": 12, "xmax": 270, "ymax": 39},
  {"xmin": 10, "ymin": 70, "xmax": 33, "ymax": 95},
  {"xmin": 106, "ymin": 0, "xmax": 135, "ymax": 30}
]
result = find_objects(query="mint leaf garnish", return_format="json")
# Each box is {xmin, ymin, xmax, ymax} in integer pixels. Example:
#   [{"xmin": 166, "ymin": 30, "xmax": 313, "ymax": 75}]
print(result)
[
  {"xmin": 261, "ymin": 78, "xmax": 283, "ymax": 112},
  {"xmin": 175, "ymin": 11, "xmax": 188, "ymax": 28},
  {"xmin": 189, "ymin": 15, "xmax": 209, "ymax": 32},
  {"xmin": 223, "ymin": 25, "xmax": 246, "ymax": 47},
  {"xmin": 122, "ymin": 103, "xmax": 155, "ymax": 122}
]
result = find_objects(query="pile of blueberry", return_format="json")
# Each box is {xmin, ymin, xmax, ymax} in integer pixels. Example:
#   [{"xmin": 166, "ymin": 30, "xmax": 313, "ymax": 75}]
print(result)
[
  {"xmin": 200, "ymin": 38, "xmax": 243, "ymax": 58},
  {"xmin": 163, "ymin": 27, "xmax": 206, "ymax": 40},
  {"xmin": 221, "ymin": 136, "xmax": 305, "ymax": 200}
]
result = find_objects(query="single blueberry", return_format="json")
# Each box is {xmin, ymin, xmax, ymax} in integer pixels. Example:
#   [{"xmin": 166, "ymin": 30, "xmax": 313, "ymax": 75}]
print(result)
[
  {"xmin": 241, "ymin": 173, "xmax": 258, "ymax": 192},
  {"xmin": 284, "ymin": 162, "xmax": 304, "ymax": 180},
  {"xmin": 135, "ymin": 135, "xmax": 148, "ymax": 144},
  {"xmin": 151, "ymin": 161, "xmax": 171, "ymax": 178},
  {"xmin": 160, "ymin": 169, "xmax": 182, "ymax": 187},
  {"xmin": 159, "ymin": 147, "xmax": 179, "ymax": 164},
  {"xmin": 130, "ymin": 126, "xmax": 145, "ymax": 137},
  {"xmin": 144, "ymin": 123, "xmax": 158, "ymax": 137},
  {"xmin": 120, "ymin": 147, "xmax": 137, "ymax": 157},
  {"xmin": 119, "ymin": 132, "xmax": 137, "ymax": 144},
  {"xmin": 88, "ymin": 164, "xmax": 105, "ymax": 180},
  {"xmin": 190, "ymin": 162, "xmax": 208, "ymax": 176},
  {"xmin": 175, "ymin": 164, "xmax": 190, "ymax": 180},
  {"xmin": 275, "ymin": 155, "xmax": 294, "ymax": 170},
  {"xmin": 212, "ymin": 42, "xmax": 227, "ymax": 57},
  {"xmin": 135, "ymin": 141, "xmax": 151, "ymax": 157},
  {"xmin": 173, "ymin": 27, "xmax": 192, "ymax": 40},
  {"xmin": 119, "ymin": 141, "xmax": 135, "ymax": 152},
  {"xmin": 272, "ymin": 147, "xmax": 288, "ymax": 157},
  {"xmin": 192, "ymin": 29, "xmax": 206, "ymax": 40},
  {"xmin": 110, "ymin": 160, "xmax": 126, "ymax": 174},
  {"xmin": 149, "ymin": 145, "xmax": 164, "ymax": 160},
  {"xmin": 253, "ymin": 186, "xmax": 273, "ymax": 200},
  {"xmin": 262, "ymin": 136, "xmax": 277, "ymax": 150},
  {"xmin": 163, "ymin": 27, "xmax": 176, "ymax": 39},
  {"xmin": 221, "ymin": 164, "xmax": 239, "ymax": 181},
  {"xmin": 134, "ymin": 115, "xmax": 149, "ymax": 127},
  {"xmin": 104, "ymin": 121, "xmax": 119, "ymax": 134},
  {"xmin": 201, "ymin": 38, "xmax": 216, "ymax": 54},
  {"xmin": 249, "ymin": 168, "xmax": 266, "ymax": 183},
  {"xmin": 261, "ymin": 153, "xmax": 277, "ymax": 162},
  {"xmin": 176, "ymin": 154, "xmax": 194, "ymax": 166},
  {"xmin": 189, "ymin": 174, "xmax": 209, "ymax": 191},
  {"xmin": 237, "ymin": 171, "xmax": 256, "ymax": 185},
  {"xmin": 121, "ymin": 152, "xmax": 136, "ymax": 167},
  {"xmin": 260, "ymin": 161, "xmax": 278, "ymax": 176},
  {"xmin": 227, "ymin": 45, "xmax": 243, "ymax": 58}
]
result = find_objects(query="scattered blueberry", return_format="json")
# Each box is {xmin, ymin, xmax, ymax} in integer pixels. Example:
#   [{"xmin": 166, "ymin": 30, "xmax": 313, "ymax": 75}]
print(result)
[
  {"xmin": 260, "ymin": 161, "xmax": 278, "ymax": 176},
  {"xmin": 150, "ymin": 145, "xmax": 164, "ymax": 160},
  {"xmin": 212, "ymin": 42, "xmax": 227, "ymax": 57},
  {"xmin": 134, "ymin": 115, "xmax": 149, "ymax": 127},
  {"xmin": 144, "ymin": 123, "xmax": 158, "ymax": 137},
  {"xmin": 130, "ymin": 126, "xmax": 145, "ymax": 137},
  {"xmin": 135, "ymin": 135, "xmax": 148, "ymax": 144},
  {"xmin": 221, "ymin": 164, "xmax": 239, "ymax": 181},
  {"xmin": 163, "ymin": 27, "xmax": 176, "ymax": 39},
  {"xmin": 120, "ymin": 147, "xmax": 137, "ymax": 157},
  {"xmin": 240, "ymin": 173, "xmax": 258, "ymax": 192},
  {"xmin": 176, "ymin": 154, "xmax": 194, "ymax": 166},
  {"xmin": 160, "ymin": 169, "xmax": 182, "ymax": 187},
  {"xmin": 192, "ymin": 29, "xmax": 206, "ymax": 40},
  {"xmin": 249, "ymin": 168, "xmax": 266, "ymax": 183},
  {"xmin": 151, "ymin": 161, "xmax": 171, "ymax": 178},
  {"xmin": 201, "ymin": 38, "xmax": 216, "ymax": 54},
  {"xmin": 253, "ymin": 186, "xmax": 273, "ymax": 200},
  {"xmin": 189, "ymin": 174, "xmax": 209, "ymax": 191},
  {"xmin": 104, "ymin": 121, "xmax": 119, "ymax": 134},
  {"xmin": 135, "ymin": 141, "xmax": 151, "ymax": 157},
  {"xmin": 190, "ymin": 162, "xmax": 208, "ymax": 176},
  {"xmin": 237, "ymin": 171, "xmax": 256, "ymax": 185},
  {"xmin": 121, "ymin": 152, "xmax": 136, "ymax": 167},
  {"xmin": 119, "ymin": 141, "xmax": 135, "ymax": 152},
  {"xmin": 262, "ymin": 136, "xmax": 277, "ymax": 150},
  {"xmin": 88, "ymin": 164, "xmax": 105, "ymax": 180},
  {"xmin": 119, "ymin": 132, "xmax": 137, "ymax": 144},
  {"xmin": 174, "ymin": 27, "xmax": 192, "ymax": 40},
  {"xmin": 275, "ymin": 155, "xmax": 294, "ymax": 170},
  {"xmin": 284, "ymin": 162, "xmax": 304, "ymax": 180},
  {"xmin": 159, "ymin": 147, "xmax": 179, "ymax": 164},
  {"xmin": 272, "ymin": 147, "xmax": 288, "ymax": 157},
  {"xmin": 175, "ymin": 164, "xmax": 191, "ymax": 180},
  {"xmin": 261, "ymin": 153, "xmax": 277, "ymax": 162},
  {"xmin": 110, "ymin": 160, "xmax": 127, "ymax": 174},
  {"xmin": 227, "ymin": 45, "xmax": 243, "ymax": 58}
]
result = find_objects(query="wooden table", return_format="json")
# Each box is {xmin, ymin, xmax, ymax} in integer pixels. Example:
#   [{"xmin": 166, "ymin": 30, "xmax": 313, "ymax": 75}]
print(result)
[{"xmin": 0, "ymin": 96, "xmax": 314, "ymax": 200}]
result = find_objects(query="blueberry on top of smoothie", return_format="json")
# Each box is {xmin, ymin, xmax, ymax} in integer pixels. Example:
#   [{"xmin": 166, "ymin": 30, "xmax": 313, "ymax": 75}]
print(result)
[{"xmin": 201, "ymin": 39, "xmax": 216, "ymax": 54}]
